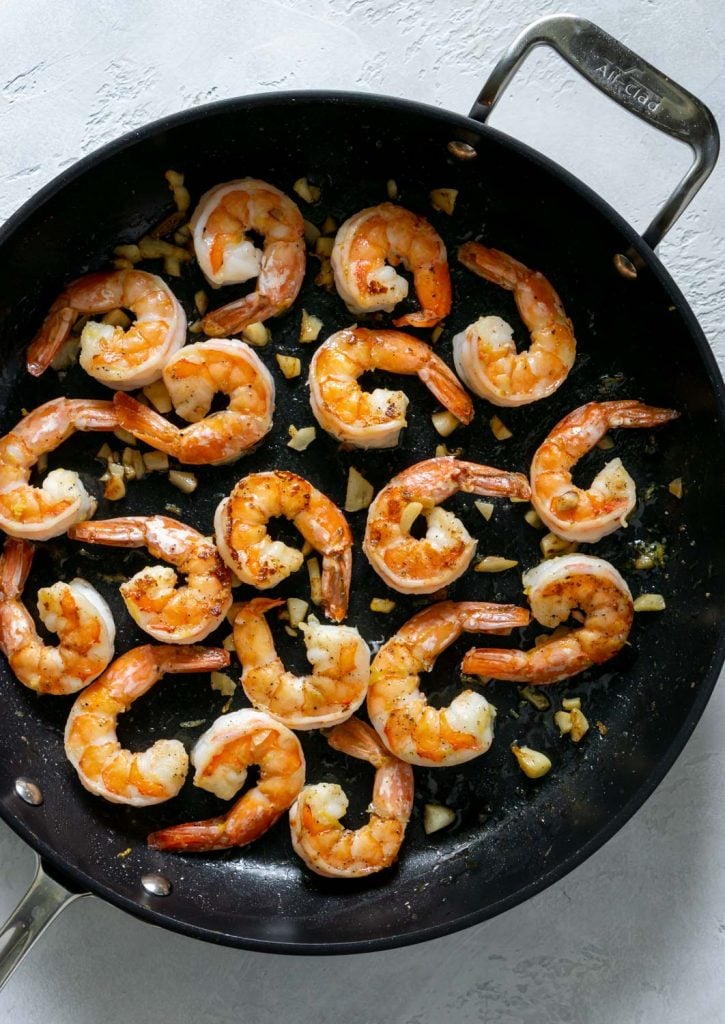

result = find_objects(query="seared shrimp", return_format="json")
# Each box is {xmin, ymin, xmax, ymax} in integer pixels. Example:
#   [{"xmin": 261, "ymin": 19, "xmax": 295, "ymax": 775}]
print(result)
[
  {"xmin": 0, "ymin": 398, "xmax": 118, "ymax": 540},
  {"xmin": 69, "ymin": 515, "xmax": 232, "ymax": 644},
  {"xmin": 192, "ymin": 179, "xmax": 306, "ymax": 336},
  {"xmin": 309, "ymin": 327, "xmax": 473, "ymax": 448},
  {"xmin": 369, "ymin": 601, "xmax": 529, "ymax": 766},
  {"xmin": 290, "ymin": 717, "xmax": 414, "ymax": 878},
  {"xmin": 462, "ymin": 554, "xmax": 634, "ymax": 684},
  {"xmin": 530, "ymin": 400, "xmax": 679, "ymax": 542},
  {"xmin": 148, "ymin": 708, "xmax": 305, "ymax": 852},
  {"xmin": 114, "ymin": 338, "xmax": 275, "ymax": 465},
  {"xmin": 331, "ymin": 203, "xmax": 452, "ymax": 328},
  {"xmin": 363, "ymin": 457, "xmax": 530, "ymax": 594},
  {"xmin": 26, "ymin": 270, "xmax": 186, "ymax": 388},
  {"xmin": 0, "ymin": 538, "xmax": 114, "ymax": 695},
  {"xmin": 455, "ymin": 243, "xmax": 576, "ymax": 406},
  {"xmin": 234, "ymin": 598, "xmax": 370, "ymax": 729},
  {"xmin": 215, "ymin": 471, "xmax": 352, "ymax": 621},
  {"xmin": 64, "ymin": 644, "xmax": 229, "ymax": 806}
]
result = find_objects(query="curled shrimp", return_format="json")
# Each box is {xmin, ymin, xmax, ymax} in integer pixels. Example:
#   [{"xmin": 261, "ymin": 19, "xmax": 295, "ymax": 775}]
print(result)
[
  {"xmin": 148, "ymin": 708, "xmax": 305, "ymax": 852},
  {"xmin": 331, "ymin": 203, "xmax": 452, "ymax": 328},
  {"xmin": 363, "ymin": 456, "xmax": 531, "ymax": 594},
  {"xmin": 462, "ymin": 554, "xmax": 634, "ymax": 684},
  {"xmin": 191, "ymin": 179, "xmax": 306, "ymax": 336},
  {"xmin": 64, "ymin": 644, "xmax": 230, "ymax": 806},
  {"xmin": 215, "ymin": 471, "xmax": 352, "ymax": 622},
  {"xmin": 290, "ymin": 717, "xmax": 414, "ymax": 878},
  {"xmin": 308, "ymin": 327, "xmax": 473, "ymax": 448},
  {"xmin": 0, "ymin": 398, "xmax": 118, "ymax": 540},
  {"xmin": 455, "ymin": 243, "xmax": 576, "ymax": 406},
  {"xmin": 368, "ymin": 601, "xmax": 530, "ymax": 766},
  {"xmin": 69, "ymin": 515, "xmax": 233, "ymax": 644},
  {"xmin": 114, "ymin": 338, "xmax": 275, "ymax": 465},
  {"xmin": 0, "ymin": 538, "xmax": 114, "ymax": 695},
  {"xmin": 234, "ymin": 598, "xmax": 370, "ymax": 729},
  {"xmin": 530, "ymin": 400, "xmax": 679, "ymax": 542},
  {"xmin": 26, "ymin": 270, "xmax": 186, "ymax": 388}
]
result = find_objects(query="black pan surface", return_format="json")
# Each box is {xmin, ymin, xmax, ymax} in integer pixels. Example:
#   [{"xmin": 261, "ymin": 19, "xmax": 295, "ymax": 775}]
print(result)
[{"xmin": 0, "ymin": 93, "xmax": 723, "ymax": 952}]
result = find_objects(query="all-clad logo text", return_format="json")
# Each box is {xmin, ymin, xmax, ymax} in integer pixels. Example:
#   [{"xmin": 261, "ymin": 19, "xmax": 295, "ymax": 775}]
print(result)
[{"xmin": 593, "ymin": 59, "xmax": 662, "ymax": 114}]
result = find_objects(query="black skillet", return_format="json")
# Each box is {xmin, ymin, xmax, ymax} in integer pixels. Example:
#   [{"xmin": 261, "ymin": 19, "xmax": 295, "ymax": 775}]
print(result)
[{"xmin": 0, "ymin": 15, "xmax": 723, "ymax": 980}]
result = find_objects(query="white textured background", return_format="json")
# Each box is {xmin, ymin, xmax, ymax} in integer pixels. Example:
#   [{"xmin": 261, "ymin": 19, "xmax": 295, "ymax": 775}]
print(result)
[{"xmin": 1, "ymin": 1, "xmax": 724, "ymax": 1021}]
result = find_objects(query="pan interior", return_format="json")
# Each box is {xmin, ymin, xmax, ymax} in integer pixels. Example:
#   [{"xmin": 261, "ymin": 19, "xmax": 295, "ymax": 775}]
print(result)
[{"xmin": 0, "ymin": 95, "xmax": 722, "ymax": 951}]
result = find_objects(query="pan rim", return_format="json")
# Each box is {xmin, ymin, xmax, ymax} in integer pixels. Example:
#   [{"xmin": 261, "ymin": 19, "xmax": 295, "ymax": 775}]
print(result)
[{"xmin": 1, "ymin": 88, "xmax": 723, "ymax": 954}]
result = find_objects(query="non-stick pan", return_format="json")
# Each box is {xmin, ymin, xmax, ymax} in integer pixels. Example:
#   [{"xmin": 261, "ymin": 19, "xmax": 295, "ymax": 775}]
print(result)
[{"xmin": 0, "ymin": 15, "xmax": 723, "ymax": 980}]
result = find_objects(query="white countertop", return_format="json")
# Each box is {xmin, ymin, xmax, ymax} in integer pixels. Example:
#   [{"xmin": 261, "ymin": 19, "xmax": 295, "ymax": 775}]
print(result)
[{"xmin": 1, "ymin": 1, "xmax": 724, "ymax": 1021}]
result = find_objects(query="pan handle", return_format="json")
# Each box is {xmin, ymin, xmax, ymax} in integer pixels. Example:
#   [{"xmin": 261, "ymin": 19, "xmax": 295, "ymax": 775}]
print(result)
[
  {"xmin": 0, "ymin": 855, "xmax": 87, "ymax": 992},
  {"xmin": 468, "ymin": 14, "xmax": 719, "ymax": 249}
]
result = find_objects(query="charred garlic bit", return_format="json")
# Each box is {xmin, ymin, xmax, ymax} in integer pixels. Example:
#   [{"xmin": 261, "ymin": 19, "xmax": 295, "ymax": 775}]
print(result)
[
  {"xmin": 633, "ymin": 593, "xmax": 666, "ymax": 612},
  {"xmin": 344, "ymin": 467, "xmax": 374, "ymax": 513},
  {"xmin": 143, "ymin": 451, "xmax": 170, "ymax": 473},
  {"xmin": 386, "ymin": 179, "xmax": 398, "ymax": 200},
  {"xmin": 142, "ymin": 379, "xmax": 173, "ymax": 414},
  {"xmin": 168, "ymin": 470, "xmax": 198, "ymax": 494},
  {"xmin": 276, "ymin": 354, "xmax": 302, "ymax": 379},
  {"xmin": 164, "ymin": 169, "xmax": 191, "ymax": 215},
  {"xmin": 569, "ymin": 707, "xmax": 589, "ymax": 742},
  {"xmin": 293, "ymin": 177, "xmax": 321, "ymax": 204},
  {"xmin": 540, "ymin": 531, "xmax": 578, "ymax": 559},
  {"xmin": 435, "ymin": 443, "xmax": 462, "ymax": 458},
  {"xmin": 511, "ymin": 744, "xmax": 552, "ymax": 779},
  {"xmin": 429, "ymin": 188, "xmax": 458, "ymax": 216},
  {"xmin": 668, "ymin": 477, "xmax": 683, "ymax": 498},
  {"xmin": 299, "ymin": 310, "xmax": 323, "ymax": 343},
  {"xmin": 524, "ymin": 509, "xmax": 544, "ymax": 529},
  {"xmin": 475, "ymin": 500, "xmax": 494, "ymax": 522},
  {"xmin": 489, "ymin": 415, "xmax": 512, "ymax": 441},
  {"xmin": 211, "ymin": 671, "xmax": 236, "ymax": 697},
  {"xmin": 306, "ymin": 557, "xmax": 322, "ymax": 606},
  {"xmin": 370, "ymin": 597, "xmax": 396, "ymax": 614},
  {"xmin": 242, "ymin": 322, "xmax": 270, "ymax": 348},
  {"xmin": 474, "ymin": 556, "xmax": 518, "ymax": 573},
  {"xmin": 287, "ymin": 597, "xmax": 309, "ymax": 628},
  {"xmin": 287, "ymin": 425, "xmax": 316, "ymax": 451},
  {"xmin": 424, "ymin": 803, "xmax": 455, "ymax": 834},
  {"xmin": 519, "ymin": 685, "xmax": 550, "ymax": 711},
  {"xmin": 432, "ymin": 409, "xmax": 461, "ymax": 437}
]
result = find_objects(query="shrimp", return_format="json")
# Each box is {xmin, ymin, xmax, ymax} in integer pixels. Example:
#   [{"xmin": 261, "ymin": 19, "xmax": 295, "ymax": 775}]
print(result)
[
  {"xmin": 64, "ymin": 644, "xmax": 230, "ymax": 806},
  {"xmin": 368, "ymin": 601, "xmax": 530, "ymax": 766},
  {"xmin": 214, "ymin": 471, "xmax": 352, "ymax": 621},
  {"xmin": 233, "ymin": 598, "xmax": 370, "ymax": 729},
  {"xmin": 113, "ymin": 338, "xmax": 275, "ymax": 465},
  {"xmin": 290, "ymin": 717, "xmax": 414, "ymax": 878},
  {"xmin": 68, "ymin": 515, "xmax": 233, "ymax": 644},
  {"xmin": 0, "ymin": 538, "xmax": 115, "ymax": 695},
  {"xmin": 331, "ymin": 203, "xmax": 452, "ymax": 328},
  {"xmin": 363, "ymin": 456, "xmax": 531, "ymax": 594},
  {"xmin": 530, "ymin": 400, "xmax": 679, "ymax": 542},
  {"xmin": 191, "ymin": 179, "xmax": 306, "ymax": 336},
  {"xmin": 0, "ymin": 397, "xmax": 118, "ymax": 540},
  {"xmin": 308, "ymin": 327, "xmax": 473, "ymax": 448},
  {"xmin": 462, "ymin": 554, "xmax": 634, "ymax": 684},
  {"xmin": 148, "ymin": 708, "xmax": 305, "ymax": 852},
  {"xmin": 26, "ymin": 270, "xmax": 186, "ymax": 388},
  {"xmin": 455, "ymin": 243, "xmax": 576, "ymax": 406}
]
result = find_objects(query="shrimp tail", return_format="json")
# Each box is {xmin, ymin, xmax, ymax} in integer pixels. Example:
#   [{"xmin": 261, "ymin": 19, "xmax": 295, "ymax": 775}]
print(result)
[
  {"xmin": 321, "ymin": 548, "xmax": 352, "ymax": 623},
  {"xmin": 606, "ymin": 400, "xmax": 680, "ymax": 429},
  {"xmin": 154, "ymin": 645, "xmax": 230, "ymax": 674},
  {"xmin": 461, "ymin": 647, "xmax": 533, "ymax": 681},
  {"xmin": 69, "ymin": 399, "xmax": 121, "ymax": 432},
  {"xmin": 393, "ymin": 310, "xmax": 442, "ymax": 329},
  {"xmin": 0, "ymin": 538, "xmax": 34, "ymax": 599},
  {"xmin": 26, "ymin": 305, "xmax": 76, "ymax": 377},
  {"xmin": 326, "ymin": 716, "xmax": 389, "ymax": 766},
  {"xmin": 113, "ymin": 392, "xmax": 181, "ymax": 456},
  {"xmin": 459, "ymin": 463, "xmax": 531, "ymax": 501},
  {"xmin": 148, "ymin": 817, "xmax": 229, "ymax": 852},
  {"xmin": 69, "ymin": 516, "xmax": 148, "ymax": 546},
  {"xmin": 419, "ymin": 357, "xmax": 474, "ymax": 425},
  {"xmin": 202, "ymin": 295, "xmax": 275, "ymax": 337},
  {"xmin": 457, "ymin": 601, "xmax": 530, "ymax": 634},
  {"xmin": 457, "ymin": 242, "xmax": 525, "ymax": 289}
]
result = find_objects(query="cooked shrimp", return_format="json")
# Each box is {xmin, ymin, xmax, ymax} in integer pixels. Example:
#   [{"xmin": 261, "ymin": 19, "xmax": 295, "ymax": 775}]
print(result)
[
  {"xmin": 64, "ymin": 644, "xmax": 230, "ymax": 806},
  {"xmin": 455, "ymin": 243, "xmax": 576, "ymax": 406},
  {"xmin": 191, "ymin": 179, "xmax": 306, "ymax": 336},
  {"xmin": 113, "ymin": 338, "xmax": 275, "ymax": 465},
  {"xmin": 462, "ymin": 554, "xmax": 634, "ymax": 684},
  {"xmin": 368, "ymin": 601, "xmax": 529, "ymax": 766},
  {"xmin": 215, "ymin": 471, "xmax": 352, "ymax": 621},
  {"xmin": 0, "ymin": 397, "xmax": 118, "ymax": 541},
  {"xmin": 363, "ymin": 456, "xmax": 530, "ymax": 594},
  {"xmin": 26, "ymin": 270, "xmax": 186, "ymax": 388},
  {"xmin": 290, "ymin": 717, "xmax": 414, "ymax": 878},
  {"xmin": 234, "ymin": 598, "xmax": 370, "ymax": 729},
  {"xmin": 309, "ymin": 327, "xmax": 473, "ymax": 448},
  {"xmin": 331, "ymin": 203, "xmax": 451, "ymax": 328},
  {"xmin": 0, "ymin": 538, "xmax": 114, "ymax": 695},
  {"xmin": 69, "ymin": 515, "xmax": 233, "ymax": 644},
  {"xmin": 530, "ymin": 400, "xmax": 679, "ymax": 542},
  {"xmin": 148, "ymin": 708, "xmax": 305, "ymax": 852}
]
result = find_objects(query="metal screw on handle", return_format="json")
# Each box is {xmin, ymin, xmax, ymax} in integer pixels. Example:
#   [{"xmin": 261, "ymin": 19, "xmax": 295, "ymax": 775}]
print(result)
[{"xmin": 469, "ymin": 14, "xmax": 720, "ymax": 252}]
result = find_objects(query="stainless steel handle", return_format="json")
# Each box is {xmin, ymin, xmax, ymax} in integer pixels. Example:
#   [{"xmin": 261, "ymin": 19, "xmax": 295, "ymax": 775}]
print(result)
[
  {"xmin": 469, "ymin": 14, "xmax": 719, "ymax": 249},
  {"xmin": 0, "ymin": 856, "xmax": 87, "ymax": 992}
]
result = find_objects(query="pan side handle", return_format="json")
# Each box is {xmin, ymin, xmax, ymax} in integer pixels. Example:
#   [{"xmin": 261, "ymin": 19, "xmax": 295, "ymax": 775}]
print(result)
[
  {"xmin": 468, "ymin": 14, "xmax": 719, "ymax": 250},
  {"xmin": 0, "ymin": 855, "xmax": 87, "ymax": 992}
]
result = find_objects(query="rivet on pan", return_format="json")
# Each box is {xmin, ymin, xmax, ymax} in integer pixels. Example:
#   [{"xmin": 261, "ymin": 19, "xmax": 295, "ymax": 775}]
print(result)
[
  {"xmin": 613, "ymin": 253, "xmax": 638, "ymax": 279},
  {"xmin": 447, "ymin": 140, "xmax": 477, "ymax": 160},
  {"xmin": 15, "ymin": 777, "xmax": 43, "ymax": 806},
  {"xmin": 141, "ymin": 872, "xmax": 172, "ymax": 897}
]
